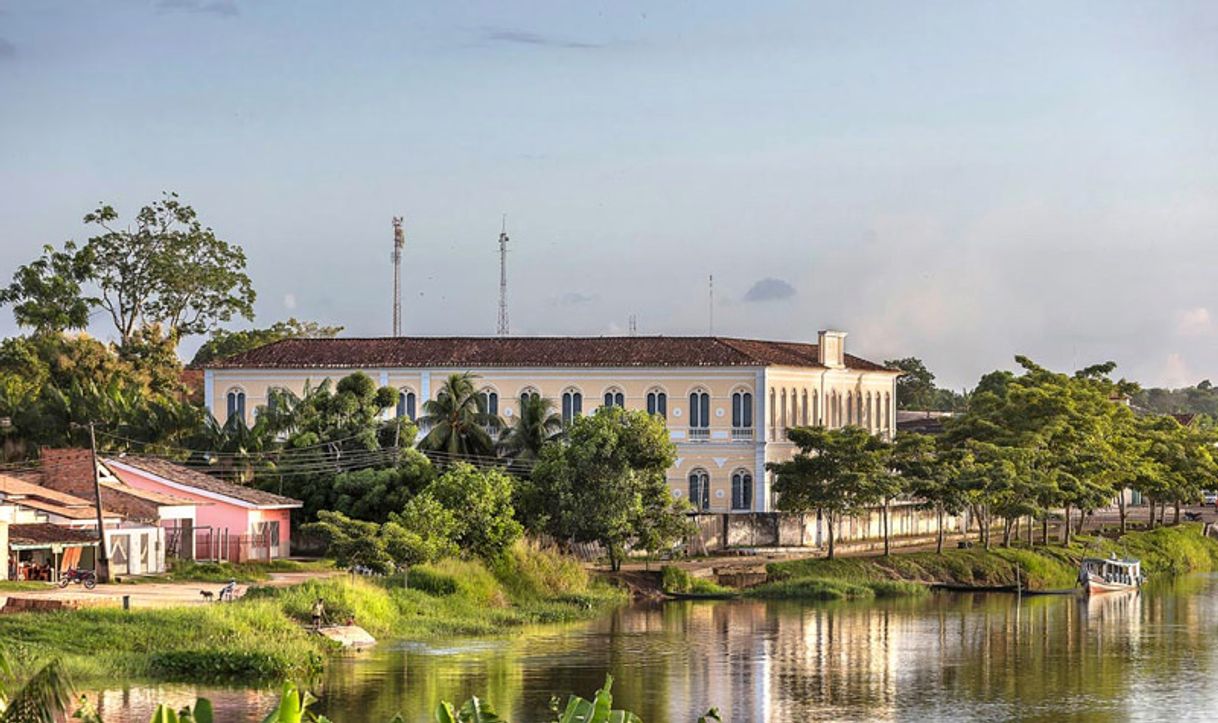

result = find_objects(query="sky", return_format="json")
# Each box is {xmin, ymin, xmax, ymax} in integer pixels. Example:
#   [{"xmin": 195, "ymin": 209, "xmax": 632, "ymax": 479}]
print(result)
[{"xmin": 1, "ymin": 1, "xmax": 1216, "ymax": 390}]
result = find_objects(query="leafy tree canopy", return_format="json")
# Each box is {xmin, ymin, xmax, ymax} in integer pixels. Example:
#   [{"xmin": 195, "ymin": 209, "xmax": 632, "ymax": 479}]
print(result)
[{"xmin": 190, "ymin": 318, "xmax": 343, "ymax": 367}]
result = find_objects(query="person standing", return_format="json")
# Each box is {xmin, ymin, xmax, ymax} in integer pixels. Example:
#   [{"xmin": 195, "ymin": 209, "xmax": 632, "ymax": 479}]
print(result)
[{"xmin": 311, "ymin": 598, "xmax": 325, "ymax": 630}]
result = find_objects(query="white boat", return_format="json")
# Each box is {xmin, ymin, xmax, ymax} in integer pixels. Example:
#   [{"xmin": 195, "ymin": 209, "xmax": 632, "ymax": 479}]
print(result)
[{"xmin": 1078, "ymin": 555, "xmax": 1143, "ymax": 595}]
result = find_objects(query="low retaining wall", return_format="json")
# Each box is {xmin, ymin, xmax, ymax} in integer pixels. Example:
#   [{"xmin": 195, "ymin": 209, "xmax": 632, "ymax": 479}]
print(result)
[{"xmin": 1, "ymin": 595, "xmax": 121, "ymax": 613}]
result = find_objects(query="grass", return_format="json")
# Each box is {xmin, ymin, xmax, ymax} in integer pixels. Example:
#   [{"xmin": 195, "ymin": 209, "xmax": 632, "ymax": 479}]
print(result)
[
  {"xmin": 0, "ymin": 581, "xmax": 54, "ymax": 592},
  {"xmin": 122, "ymin": 558, "xmax": 335, "ymax": 584},
  {"xmin": 0, "ymin": 542, "xmax": 625, "ymax": 682},
  {"xmin": 660, "ymin": 565, "xmax": 734, "ymax": 596},
  {"xmin": 748, "ymin": 524, "xmax": 1218, "ymax": 600}
]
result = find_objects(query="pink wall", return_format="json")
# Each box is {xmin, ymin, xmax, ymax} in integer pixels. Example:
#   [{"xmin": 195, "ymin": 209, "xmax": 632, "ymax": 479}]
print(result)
[{"xmin": 110, "ymin": 465, "xmax": 293, "ymax": 556}]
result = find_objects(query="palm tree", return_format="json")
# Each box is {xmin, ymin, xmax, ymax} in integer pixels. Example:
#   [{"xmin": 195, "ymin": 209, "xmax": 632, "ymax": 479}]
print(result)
[
  {"xmin": 498, "ymin": 394, "xmax": 563, "ymax": 475},
  {"xmin": 0, "ymin": 648, "xmax": 73, "ymax": 723},
  {"xmin": 417, "ymin": 372, "xmax": 501, "ymax": 459}
]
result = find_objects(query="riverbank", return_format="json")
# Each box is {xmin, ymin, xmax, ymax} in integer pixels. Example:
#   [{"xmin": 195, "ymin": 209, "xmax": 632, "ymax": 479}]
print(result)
[
  {"xmin": 747, "ymin": 524, "xmax": 1218, "ymax": 600},
  {"xmin": 0, "ymin": 542, "xmax": 625, "ymax": 682}
]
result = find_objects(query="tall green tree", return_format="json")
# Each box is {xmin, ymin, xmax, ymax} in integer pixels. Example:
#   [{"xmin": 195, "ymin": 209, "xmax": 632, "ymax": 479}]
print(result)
[
  {"xmin": 190, "ymin": 318, "xmax": 344, "ymax": 366},
  {"xmin": 525, "ymin": 407, "xmax": 687, "ymax": 570},
  {"xmin": 417, "ymin": 372, "xmax": 501, "ymax": 458},
  {"xmin": 425, "ymin": 463, "xmax": 522, "ymax": 560},
  {"xmin": 497, "ymin": 394, "xmax": 563, "ymax": 475},
  {"xmin": 768, "ymin": 426, "xmax": 889, "ymax": 560},
  {"xmin": 0, "ymin": 242, "xmax": 94, "ymax": 335},
  {"xmin": 890, "ymin": 432, "xmax": 963, "ymax": 554}
]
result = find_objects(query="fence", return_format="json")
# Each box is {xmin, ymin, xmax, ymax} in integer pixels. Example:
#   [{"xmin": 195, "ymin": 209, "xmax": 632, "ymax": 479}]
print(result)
[{"xmin": 190, "ymin": 527, "xmax": 280, "ymax": 563}]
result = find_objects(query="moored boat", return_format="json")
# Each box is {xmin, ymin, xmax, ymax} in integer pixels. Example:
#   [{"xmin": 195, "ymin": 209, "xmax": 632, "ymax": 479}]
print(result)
[{"xmin": 1078, "ymin": 555, "xmax": 1143, "ymax": 595}]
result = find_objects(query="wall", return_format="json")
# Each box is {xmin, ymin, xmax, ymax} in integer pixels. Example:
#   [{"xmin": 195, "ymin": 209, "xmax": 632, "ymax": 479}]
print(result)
[
  {"xmin": 208, "ymin": 362, "xmax": 897, "ymax": 514},
  {"xmin": 690, "ymin": 503, "xmax": 968, "ymax": 551}
]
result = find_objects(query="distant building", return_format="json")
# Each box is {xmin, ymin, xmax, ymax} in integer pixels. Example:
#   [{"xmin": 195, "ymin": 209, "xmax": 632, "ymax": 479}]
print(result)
[
  {"xmin": 895, "ymin": 410, "xmax": 955, "ymax": 436},
  {"xmin": 203, "ymin": 330, "xmax": 900, "ymax": 513}
]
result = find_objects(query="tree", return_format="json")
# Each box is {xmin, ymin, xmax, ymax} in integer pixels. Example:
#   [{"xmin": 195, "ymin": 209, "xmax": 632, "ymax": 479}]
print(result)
[
  {"xmin": 81, "ymin": 193, "xmax": 255, "ymax": 344},
  {"xmin": 525, "ymin": 407, "xmax": 686, "ymax": 571},
  {"xmin": 425, "ymin": 463, "xmax": 522, "ymax": 560},
  {"xmin": 0, "ymin": 647, "xmax": 73, "ymax": 723},
  {"xmin": 417, "ymin": 372, "xmax": 501, "ymax": 458},
  {"xmin": 890, "ymin": 432, "xmax": 962, "ymax": 554},
  {"xmin": 0, "ymin": 242, "xmax": 94, "ymax": 335},
  {"xmin": 383, "ymin": 494, "xmax": 459, "ymax": 567},
  {"xmin": 885, "ymin": 357, "xmax": 968, "ymax": 412},
  {"xmin": 497, "ymin": 394, "xmax": 563, "ymax": 475},
  {"xmin": 768, "ymin": 426, "xmax": 888, "ymax": 560},
  {"xmin": 190, "ymin": 318, "xmax": 344, "ymax": 366}
]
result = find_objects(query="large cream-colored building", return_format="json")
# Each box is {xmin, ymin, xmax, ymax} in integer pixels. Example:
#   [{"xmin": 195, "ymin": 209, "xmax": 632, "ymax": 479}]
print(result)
[{"xmin": 203, "ymin": 330, "xmax": 899, "ymax": 513}]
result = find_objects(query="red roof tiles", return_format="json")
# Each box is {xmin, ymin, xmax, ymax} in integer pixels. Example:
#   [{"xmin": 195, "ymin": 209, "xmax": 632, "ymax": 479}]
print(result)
[{"xmin": 203, "ymin": 336, "xmax": 894, "ymax": 372}]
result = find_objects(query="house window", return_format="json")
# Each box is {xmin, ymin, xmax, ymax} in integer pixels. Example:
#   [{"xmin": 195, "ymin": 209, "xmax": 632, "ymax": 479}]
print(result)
[
  {"xmin": 780, "ymin": 389, "xmax": 788, "ymax": 430},
  {"xmin": 519, "ymin": 387, "xmax": 539, "ymax": 406},
  {"xmin": 603, "ymin": 388, "xmax": 625, "ymax": 408},
  {"xmin": 689, "ymin": 469, "xmax": 711, "ymax": 511},
  {"xmin": 397, "ymin": 389, "xmax": 417, "ymax": 421},
  {"xmin": 481, "ymin": 390, "xmax": 499, "ymax": 416},
  {"xmin": 801, "ymin": 390, "xmax": 809, "ymax": 426},
  {"xmin": 226, "ymin": 389, "xmax": 246, "ymax": 423},
  {"xmin": 689, "ymin": 390, "xmax": 710, "ymax": 428},
  {"xmin": 731, "ymin": 470, "xmax": 753, "ymax": 510},
  {"xmin": 647, "ymin": 390, "xmax": 667, "ymax": 418},
  {"xmin": 732, "ymin": 391, "xmax": 753, "ymax": 428},
  {"xmin": 562, "ymin": 390, "xmax": 583, "ymax": 424}
]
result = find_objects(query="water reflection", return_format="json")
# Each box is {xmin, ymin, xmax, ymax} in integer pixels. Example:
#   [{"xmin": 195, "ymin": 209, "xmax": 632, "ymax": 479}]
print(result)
[{"xmin": 94, "ymin": 574, "xmax": 1218, "ymax": 722}]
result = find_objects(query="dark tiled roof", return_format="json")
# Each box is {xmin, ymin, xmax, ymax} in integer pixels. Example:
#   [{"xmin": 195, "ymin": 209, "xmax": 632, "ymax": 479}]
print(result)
[
  {"xmin": 204, "ymin": 336, "xmax": 894, "ymax": 372},
  {"xmin": 106, "ymin": 457, "xmax": 302, "ymax": 508},
  {"xmin": 9, "ymin": 523, "xmax": 99, "ymax": 546}
]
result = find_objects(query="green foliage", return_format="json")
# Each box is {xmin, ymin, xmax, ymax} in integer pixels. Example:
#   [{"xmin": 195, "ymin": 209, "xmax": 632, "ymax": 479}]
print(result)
[
  {"xmin": 190, "ymin": 318, "xmax": 343, "ymax": 367},
  {"xmin": 487, "ymin": 540, "xmax": 595, "ymax": 601},
  {"xmin": 0, "ymin": 242, "xmax": 94, "ymax": 335},
  {"xmin": 659, "ymin": 566, "xmax": 731, "ymax": 595},
  {"xmin": 426, "ymin": 463, "xmax": 522, "ymax": 560},
  {"xmin": 1133, "ymin": 381, "xmax": 1218, "ymax": 418},
  {"xmin": 417, "ymin": 373, "xmax": 502, "ymax": 458},
  {"xmin": 329, "ymin": 455, "xmax": 436, "ymax": 523},
  {"xmin": 885, "ymin": 356, "xmax": 967, "ymax": 411},
  {"xmin": 524, "ymin": 406, "xmax": 690, "ymax": 570},
  {"xmin": 497, "ymin": 394, "xmax": 563, "ymax": 474},
  {"xmin": 0, "ymin": 647, "xmax": 73, "ymax": 723},
  {"xmin": 769, "ymin": 426, "xmax": 890, "ymax": 559}
]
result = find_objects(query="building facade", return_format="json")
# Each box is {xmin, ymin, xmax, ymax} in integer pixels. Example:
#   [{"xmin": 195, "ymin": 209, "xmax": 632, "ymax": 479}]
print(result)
[{"xmin": 203, "ymin": 330, "xmax": 899, "ymax": 514}]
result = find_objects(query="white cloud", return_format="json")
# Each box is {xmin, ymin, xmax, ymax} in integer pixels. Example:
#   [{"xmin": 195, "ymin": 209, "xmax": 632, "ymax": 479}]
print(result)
[
  {"xmin": 283, "ymin": 293, "xmax": 297, "ymax": 310},
  {"xmin": 1175, "ymin": 307, "xmax": 1213, "ymax": 337},
  {"xmin": 1160, "ymin": 352, "xmax": 1197, "ymax": 388}
]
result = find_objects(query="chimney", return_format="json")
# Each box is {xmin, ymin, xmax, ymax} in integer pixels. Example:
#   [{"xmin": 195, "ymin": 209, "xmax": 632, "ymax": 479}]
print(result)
[
  {"xmin": 39, "ymin": 448, "xmax": 99, "ymax": 500},
  {"xmin": 817, "ymin": 330, "xmax": 847, "ymax": 368}
]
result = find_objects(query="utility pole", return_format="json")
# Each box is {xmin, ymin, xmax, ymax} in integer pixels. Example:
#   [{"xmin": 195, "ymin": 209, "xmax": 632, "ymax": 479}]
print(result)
[
  {"xmin": 708, "ymin": 274, "xmax": 715, "ymax": 335},
  {"xmin": 88, "ymin": 422, "xmax": 109, "ymax": 583},
  {"xmin": 497, "ymin": 215, "xmax": 510, "ymax": 336},
  {"xmin": 392, "ymin": 217, "xmax": 405, "ymax": 337},
  {"xmin": 628, "ymin": 314, "xmax": 638, "ymax": 335}
]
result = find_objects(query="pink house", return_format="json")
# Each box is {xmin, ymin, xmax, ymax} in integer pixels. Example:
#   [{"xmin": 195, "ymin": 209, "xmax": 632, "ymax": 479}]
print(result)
[{"xmin": 105, "ymin": 457, "xmax": 302, "ymax": 562}]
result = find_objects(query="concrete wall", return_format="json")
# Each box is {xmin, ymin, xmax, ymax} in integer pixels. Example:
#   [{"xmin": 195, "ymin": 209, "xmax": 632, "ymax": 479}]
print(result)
[{"xmin": 690, "ymin": 503, "xmax": 968, "ymax": 551}]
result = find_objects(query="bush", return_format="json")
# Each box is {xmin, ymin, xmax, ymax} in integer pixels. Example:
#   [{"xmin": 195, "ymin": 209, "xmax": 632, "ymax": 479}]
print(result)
[
  {"xmin": 660, "ymin": 565, "xmax": 731, "ymax": 595},
  {"xmin": 405, "ymin": 567, "xmax": 458, "ymax": 596},
  {"xmin": 489, "ymin": 540, "xmax": 591, "ymax": 600},
  {"xmin": 148, "ymin": 650, "xmax": 314, "ymax": 680}
]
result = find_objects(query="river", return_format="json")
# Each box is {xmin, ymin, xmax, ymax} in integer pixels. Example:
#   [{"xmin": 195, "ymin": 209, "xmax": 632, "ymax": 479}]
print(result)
[{"xmin": 91, "ymin": 574, "xmax": 1218, "ymax": 721}]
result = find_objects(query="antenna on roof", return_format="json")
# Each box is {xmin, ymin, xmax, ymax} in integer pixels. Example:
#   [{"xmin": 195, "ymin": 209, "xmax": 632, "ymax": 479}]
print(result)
[
  {"xmin": 628, "ymin": 314, "xmax": 638, "ymax": 335},
  {"xmin": 392, "ymin": 217, "xmax": 405, "ymax": 337},
  {"xmin": 497, "ymin": 215, "xmax": 510, "ymax": 336},
  {"xmin": 708, "ymin": 274, "xmax": 714, "ymax": 335}
]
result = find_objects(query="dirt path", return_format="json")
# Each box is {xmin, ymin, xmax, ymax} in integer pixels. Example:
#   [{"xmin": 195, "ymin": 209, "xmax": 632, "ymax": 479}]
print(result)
[{"xmin": 0, "ymin": 570, "xmax": 341, "ymax": 610}]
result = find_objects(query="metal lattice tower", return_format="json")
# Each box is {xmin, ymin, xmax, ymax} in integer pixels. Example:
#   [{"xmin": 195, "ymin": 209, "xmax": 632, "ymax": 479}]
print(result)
[
  {"xmin": 392, "ymin": 217, "xmax": 405, "ymax": 337},
  {"xmin": 628, "ymin": 314, "xmax": 638, "ymax": 335},
  {"xmin": 497, "ymin": 216, "xmax": 510, "ymax": 336},
  {"xmin": 708, "ymin": 274, "xmax": 715, "ymax": 335}
]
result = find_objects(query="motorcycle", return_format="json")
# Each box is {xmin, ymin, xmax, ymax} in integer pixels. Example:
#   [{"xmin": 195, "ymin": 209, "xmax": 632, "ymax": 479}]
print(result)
[{"xmin": 58, "ymin": 567, "xmax": 97, "ymax": 589}]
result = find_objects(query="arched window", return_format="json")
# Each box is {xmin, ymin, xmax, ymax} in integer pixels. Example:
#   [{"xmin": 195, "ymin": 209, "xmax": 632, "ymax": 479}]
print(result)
[
  {"xmin": 688, "ymin": 389, "xmax": 710, "ymax": 428},
  {"xmin": 812, "ymin": 391, "xmax": 819, "ymax": 426},
  {"xmin": 790, "ymin": 388, "xmax": 799, "ymax": 428},
  {"xmin": 780, "ymin": 389, "xmax": 788, "ymax": 430},
  {"xmin": 397, "ymin": 388, "xmax": 417, "ymax": 421},
  {"xmin": 884, "ymin": 392, "xmax": 892, "ymax": 430},
  {"xmin": 519, "ymin": 387, "xmax": 539, "ymax": 406},
  {"xmin": 769, "ymin": 388, "xmax": 777, "ymax": 438},
  {"xmin": 731, "ymin": 469, "xmax": 753, "ymax": 510},
  {"xmin": 867, "ymin": 392, "xmax": 875, "ymax": 430},
  {"xmin": 562, "ymin": 389, "xmax": 583, "ymax": 424},
  {"xmin": 226, "ymin": 388, "xmax": 246, "ymax": 423},
  {"xmin": 856, "ymin": 393, "xmax": 864, "ymax": 427},
  {"xmin": 647, "ymin": 389, "xmax": 667, "ymax": 418},
  {"xmin": 846, "ymin": 391, "xmax": 855, "ymax": 425},
  {"xmin": 688, "ymin": 469, "xmax": 710, "ymax": 511},
  {"xmin": 603, "ymin": 387, "xmax": 625, "ymax": 408},
  {"xmin": 801, "ymin": 390, "xmax": 809, "ymax": 426},
  {"xmin": 479, "ymin": 389, "xmax": 499, "ymax": 416},
  {"xmin": 731, "ymin": 390, "xmax": 753, "ymax": 428}
]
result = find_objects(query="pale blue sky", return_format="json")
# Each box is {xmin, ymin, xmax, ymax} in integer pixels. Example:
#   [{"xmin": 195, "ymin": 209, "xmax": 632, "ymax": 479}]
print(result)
[{"xmin": 1, "ymin": 1, "xmax": 1216, "ymax": 388}]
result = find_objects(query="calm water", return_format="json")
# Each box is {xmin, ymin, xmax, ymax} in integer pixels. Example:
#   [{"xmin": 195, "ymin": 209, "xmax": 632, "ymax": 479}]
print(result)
[{"xmin": 93, "ymin": 574, "xmax": 1218, "ymax": 722}]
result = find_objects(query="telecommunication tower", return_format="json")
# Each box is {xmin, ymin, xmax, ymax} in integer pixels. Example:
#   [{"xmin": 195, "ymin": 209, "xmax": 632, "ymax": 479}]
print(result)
[
  {"xmin": 497, "ymin": 216, "xmax": 510, "ymax": 336},
  {"xmin": 392, "ymin": 217, "xmax": 405, "ymax": 337}
]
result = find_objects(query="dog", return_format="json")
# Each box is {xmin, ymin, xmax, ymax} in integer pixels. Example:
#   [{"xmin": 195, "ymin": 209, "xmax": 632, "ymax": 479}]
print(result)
[{"xmin": 200, "ymin": 590, "xmax": 215, "ymax": 602}]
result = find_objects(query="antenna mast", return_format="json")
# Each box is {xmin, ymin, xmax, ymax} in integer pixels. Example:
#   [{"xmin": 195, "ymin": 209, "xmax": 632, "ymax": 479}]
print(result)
[
  {"xmin": 497, "ymin": 216, "xmax": 510, "ymax": 336},
  {"xmin": 392, "ymin": 217, "xmax": 405, "ymax": 337},
  {"xmin": 708, "ymin": 274, "xmax": 715, "ymax": 335},
  {"xmin": 628, "ymin": 314, "xmax": 638, "ymax": 335}
]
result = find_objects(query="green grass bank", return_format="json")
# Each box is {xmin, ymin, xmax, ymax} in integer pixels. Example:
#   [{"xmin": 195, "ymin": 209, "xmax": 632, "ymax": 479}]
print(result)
[
  {"xmin": 0, "ymin": 542, "xmax": 625, "ymax": 682},
  {"xmin": 749, "ymin": 524, "xmax": 1218, "ymax": 601}
]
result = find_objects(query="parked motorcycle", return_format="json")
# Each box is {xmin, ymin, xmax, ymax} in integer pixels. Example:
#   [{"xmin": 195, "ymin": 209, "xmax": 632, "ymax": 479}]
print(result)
[{"xmin": 58, "ymin": 567, "xmax": 97, "ymax": 589}]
